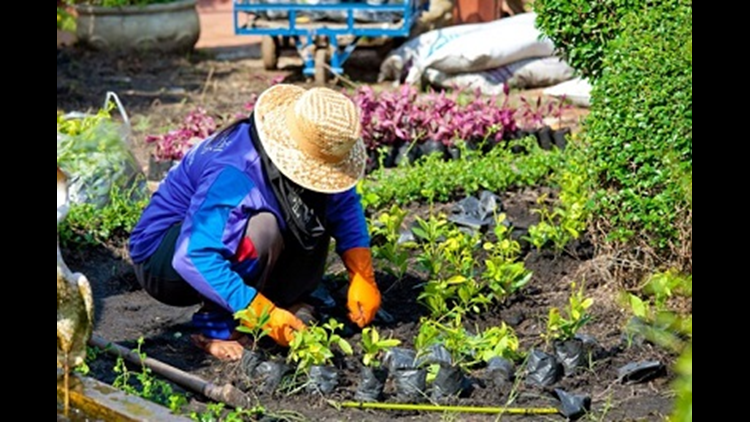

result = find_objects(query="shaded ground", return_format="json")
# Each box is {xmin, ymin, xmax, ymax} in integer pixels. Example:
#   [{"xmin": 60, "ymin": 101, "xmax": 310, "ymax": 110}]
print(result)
[{"xmin": 58, "ymin": 45, "xmax": 677, "ymax": 421}]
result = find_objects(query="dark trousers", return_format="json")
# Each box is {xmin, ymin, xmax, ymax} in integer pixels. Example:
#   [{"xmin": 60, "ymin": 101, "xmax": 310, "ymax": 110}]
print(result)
[{"xmin": 133, "ymin": 212, "xmax": 330, "ymax": 311}]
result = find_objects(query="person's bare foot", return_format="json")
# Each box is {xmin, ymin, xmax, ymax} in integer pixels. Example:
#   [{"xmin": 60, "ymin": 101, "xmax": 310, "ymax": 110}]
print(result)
[{"xmin": 190, "ymin": 332, "xmax": 249, "ymax": 361}]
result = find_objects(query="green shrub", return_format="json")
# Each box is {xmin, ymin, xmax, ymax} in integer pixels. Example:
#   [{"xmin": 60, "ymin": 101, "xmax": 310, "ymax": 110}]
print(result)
[
  {"xmin": 359, "ymin": 137, "xmax": 563, "ymax": 211},
  {"xmin": 670, "ymin": 342, "xmax": 692, "ymax": 422},
  {"xmin": 59, "ymin": 181, "xmax": 148, "ymax": 248},
  {"xmin": 533, "ymin": 0, "xmax": 645, "ymax": 79},
  {"xmin": 581, "ymin": 0, "xmax": 692, "ymax": 266}
]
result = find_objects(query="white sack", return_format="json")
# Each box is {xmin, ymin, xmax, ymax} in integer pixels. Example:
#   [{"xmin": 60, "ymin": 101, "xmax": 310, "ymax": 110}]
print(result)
[
  {"xmin": 424, "ymin": 56, "xmax": 575, "ymax": 95},
  {"xmin": 378, "ymin": 19, "xmax": 494, "ymax": 83},
  {"xmin": 543, "ymin": 77, "xmax": 592, "ymax": 108},
  {"xmin": 403, "ymin": 13, "xmax": 554, "ymax": 85}
]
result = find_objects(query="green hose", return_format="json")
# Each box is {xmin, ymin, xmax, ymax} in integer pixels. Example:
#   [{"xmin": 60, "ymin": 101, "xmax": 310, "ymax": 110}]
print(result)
[{"xmin": 335, "ymin": 401, "xmax": 560, "ymax": 415}]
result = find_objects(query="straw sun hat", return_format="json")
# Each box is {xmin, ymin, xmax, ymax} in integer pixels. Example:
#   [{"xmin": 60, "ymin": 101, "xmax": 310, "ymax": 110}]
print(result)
[{"xmin": 253, "ymin": 84, "xmax": 366, "ymax": 194}]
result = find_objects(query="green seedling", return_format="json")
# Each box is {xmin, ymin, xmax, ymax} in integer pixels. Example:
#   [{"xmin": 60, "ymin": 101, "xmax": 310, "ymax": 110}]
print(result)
[
  {"xmin": 370, "ymin": 204, "xmax": 412, "ymax": 280},
  {"xmin": 526, "ymin": 190, "xmax": 586, "ymax": 254},
  {"xmin": 112, "ymin": 337, "xmax": 188, "ymax": 413},
  {"xmin": 468, "ymin": 323, "xmax": 522, "ymax": 365},
  {"xmin": 544, "ymin": 282, "xmax": 594, "ymax": 343},
  {"xmin": 623, "ymin": 270, "xmax": 692, "ymax": 352},
  {"xmin": 418, "ymin": 275, "xmax": 491, "ymax": 318},
  {"xmin": 413, "ymin": 214, "xmax": 451, "ymax": 277},
  {"xmin": 415, "ymin": 315, "xmax": 476, "ymax": 370},
  {"xmin": 361, "ymin": 327, "xmax": 401, "ymax": 368},
  {"xmin": 287, "ymin": 319, "xmax": 353, "ymax": 374},
  {"xmin": 234, "ymin": 306, "xmax": 271, "ymax": 351},
  {"xmin": 482, "ymin": 213, "xmax": 532, "ymax": 302}
]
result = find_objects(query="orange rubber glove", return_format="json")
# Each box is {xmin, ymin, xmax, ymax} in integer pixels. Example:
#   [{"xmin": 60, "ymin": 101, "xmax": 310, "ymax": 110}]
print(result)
[
  {"xmin": 243, "ymin": 293, "xmax": 306, "ymax": 347},
  {"xmin": 342, "ymin": 247, "xmax": 381, "ymax": 328}
]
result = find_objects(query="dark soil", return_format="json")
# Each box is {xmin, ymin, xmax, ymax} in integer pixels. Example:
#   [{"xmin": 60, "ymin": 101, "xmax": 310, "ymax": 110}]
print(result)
[{"xmin": 58, "ymin": 45, "xmax": 678, "ymax": 422}]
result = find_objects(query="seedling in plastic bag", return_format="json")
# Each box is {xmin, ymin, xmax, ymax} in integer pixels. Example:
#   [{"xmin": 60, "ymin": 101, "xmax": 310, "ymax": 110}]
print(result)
[
  {"xmin": 544, "ymin": 282, "xmax": 593, "ymax": 343},
  {"xmin": 361, "ymin": 327, "xmax": 401, "ymax": 368},
  {"xmin": 287, "ymin": 318, "xmax": 353, "ymax": 374},
  {"xmin": 234, "ymin": 306, "xmax": 271, "ymax": 352}
]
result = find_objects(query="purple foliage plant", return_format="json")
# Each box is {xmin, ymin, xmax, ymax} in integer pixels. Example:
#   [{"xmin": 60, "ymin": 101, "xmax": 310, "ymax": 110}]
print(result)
[{"xmin": 145, "ymin": 108, "xmax": 219, "ymax": 162}]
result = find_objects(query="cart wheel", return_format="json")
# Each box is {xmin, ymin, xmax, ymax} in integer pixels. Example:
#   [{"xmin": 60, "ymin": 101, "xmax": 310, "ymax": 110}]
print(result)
[
  {"xmin": 314, "ymin": 48, "xmax": 329, "ymax": 85},
  {"xmin": 261, "ymin": 36, "xmax": 279, "ymax": 70}
]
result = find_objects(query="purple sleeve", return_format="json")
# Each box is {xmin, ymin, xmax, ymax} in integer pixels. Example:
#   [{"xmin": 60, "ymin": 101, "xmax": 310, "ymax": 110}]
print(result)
[{"xmin": 172, "ymin": 166, "xmax": 263, "ymax": 313}]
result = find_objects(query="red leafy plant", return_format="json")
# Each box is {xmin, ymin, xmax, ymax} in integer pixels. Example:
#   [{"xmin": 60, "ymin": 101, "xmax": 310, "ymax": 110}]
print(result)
[
  {"xmin": 517, "ymin": 95, "xmax": 570, "ymax": 130},
  {"xmin": 145, "ymin": 108, "xmax": 219, "ymax": 162},
  {"xmin": 351, "ymin": 85, "xmax": 519, "ymax": 154}
]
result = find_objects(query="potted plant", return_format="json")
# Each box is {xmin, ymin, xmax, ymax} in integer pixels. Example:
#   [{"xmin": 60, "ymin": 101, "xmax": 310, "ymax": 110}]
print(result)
[
  {"xmin": 287, "ymin": 319, "xmax": 353, "ymax": 395},
  {"xmin": 414, "ymin": 317, "xmax": 474, "ymax": 401},
  {"xmin": 355, "ymin": 327, "xmax": 401, "ymax": 402},
  {"xmin": 67, "ymin": 0, "xmax": 200, "ymax": 53},
  {"xmin": 234, "ymin": 306, "xmax": 272, "ymax": 377},
  {"xmin": 543, "ymin": 282, "xmax": 595, "ymax": 376}
]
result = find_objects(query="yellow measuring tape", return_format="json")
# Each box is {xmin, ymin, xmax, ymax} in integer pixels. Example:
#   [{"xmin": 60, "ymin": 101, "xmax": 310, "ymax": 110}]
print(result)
[{"xmin": 333, "ymin": 401, "xmax": 560, "ymax": 415}]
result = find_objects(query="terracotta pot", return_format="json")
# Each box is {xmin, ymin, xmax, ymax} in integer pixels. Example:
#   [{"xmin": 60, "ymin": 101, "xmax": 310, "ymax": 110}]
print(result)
[{"xmin": 75, "ymin": 0, "xmax": 200, "ymax": 53}]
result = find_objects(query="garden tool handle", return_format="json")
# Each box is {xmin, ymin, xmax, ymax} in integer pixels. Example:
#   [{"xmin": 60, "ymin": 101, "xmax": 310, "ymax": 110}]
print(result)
[{"xmin": 89, "ymin": 334, "xmax": 251, "ymax": 409}]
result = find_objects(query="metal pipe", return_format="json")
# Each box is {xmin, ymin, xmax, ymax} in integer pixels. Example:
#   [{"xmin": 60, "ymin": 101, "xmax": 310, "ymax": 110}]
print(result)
[
  {"xmin": 337, "ymin": 401, "xmax": 560, "ymax": 415},
  {"xmin": 89, "ymin": 334, "xmax": 251, "ymax": 409}
]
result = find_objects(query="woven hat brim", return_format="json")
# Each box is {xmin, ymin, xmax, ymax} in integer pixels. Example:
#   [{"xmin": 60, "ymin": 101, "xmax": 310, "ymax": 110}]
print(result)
[{"xmin": 254, "ymin": 84, "xmax": 366, "ymax": 194}]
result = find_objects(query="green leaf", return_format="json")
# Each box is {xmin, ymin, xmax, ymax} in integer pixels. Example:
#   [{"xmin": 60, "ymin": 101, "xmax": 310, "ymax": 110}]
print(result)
[
  {"xmin": 338, "ymin": 339, "xmax": 353, "ymax": 355},
  {"xmin": 629, "ymin": 294, "xmax": 648, "ymax": 318}
]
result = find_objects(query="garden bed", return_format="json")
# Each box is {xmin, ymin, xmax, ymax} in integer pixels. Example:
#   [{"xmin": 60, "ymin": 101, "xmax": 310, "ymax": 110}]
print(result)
[
  {"xmin": 62, "ymin": 191, "xmax": 677, "ymax": 421},
  {"xmin": 58, "ymin": 46, "xmax": 681, "ymax": 421}
]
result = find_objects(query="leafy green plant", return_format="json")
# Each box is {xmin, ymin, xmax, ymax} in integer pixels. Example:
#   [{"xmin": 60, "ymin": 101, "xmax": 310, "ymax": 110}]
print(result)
[
  {"xmin": 58, "ymin": 100, "xmax": 150, "ymax": 244},
  {"xmin": 670, "ymin": 342, "xmax": 692, "ymax": 422},
  {"xmin": 415, "ymin": 316, "xmax": 474, "ymax": 368},
  {"xmin": 360, "ymin": 327, "xmax": 401, "ymax": 368},
  {"xmin": 526, "ymin": 189, "xmax": 587, "ymax": 253},
  {"xmin": 412, "ymin": 214, "xmax": 451, "ymax": 277},
  {"xmin": 58, "ymin": 180, "xmax": 149, "ymax": 248},
  {"xmin": 533, "ymin": 0, "xmax": 646, "ymax": 79},
  {"xmin": 441, "ymin": 229, "xmax": 481, "ymax": 278},
  {"xmin": 643, "ymin": 270, "xmax": 692, "ymax": 307},
  {"xmin": 468, "ymin": 323, "xmax": 522, "ymax": 365},
  {"xmin": 57, "ymin": 104, "xmax": 114, "ymax": 137},
  {"xmin": 73, "ymin": 345, "xmax": 102, "ymax": 376},
  {"xmin": 414, "ymin": 213, "xmax": 532, "ymax": 318},
  {"xmin": 112, "ymin": 337, "xmax": 188, "ymax": 413},
  {"xmin": 418, "ymin": 275, "xmax": 491, "ymax": 318},
  {"xmin": 370, "ymin": 204, "xmax": 412, "ymax": 280},
  {"xmin": 624, "ymin": 270, "xmax": 692, "ymax": 351},
  {"xmin": 415, "ymin": 315, "xmax": 521, "ymax": 370},
  {"xmin": 623, "ymin": 270, "xmax": 692, "ymax": 422},
  {"xmin": 233, "ymin": 306, "xmax": 271, "ymax": 351},
  {"xmin": 189, "ymin": 402, "xmax": 305, "ymax": 422},
  {"xmin": 359, "ymin": 137, "xmax": 562, "ymax": 210},
  {"xmin": 287, "ymin": 319, "xmax": 353, "ymax": 373},
  {"xmin": 580, "ymin": 0, "xmax": 692, "ymax": 265},
  {"xmin": 482, "ymin": 213, "xmax": 532, "ymax": 300},
  {"xmin": 414, "ymin": 219, "xmax": 496, "ymax": 317},
  {"xmin": 544, "ymin": 282, "xmax": 594, "ymax": 343}
]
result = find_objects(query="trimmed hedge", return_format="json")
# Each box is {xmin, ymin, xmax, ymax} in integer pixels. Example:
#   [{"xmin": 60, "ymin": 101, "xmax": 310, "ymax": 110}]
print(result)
[
  {"xmin": 533, "ymin": 0, "xmax": 645, "ymax": 79},
  {"xmin": 583, "ymin": 0, "xmax": 692, "ymax": 260}
]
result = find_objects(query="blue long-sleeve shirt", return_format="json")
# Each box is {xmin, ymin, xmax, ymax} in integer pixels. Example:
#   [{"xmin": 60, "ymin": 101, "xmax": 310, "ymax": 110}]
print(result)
[{"xmin": 129, "ymin": 122, "xmax": 370, "ymax": 314}]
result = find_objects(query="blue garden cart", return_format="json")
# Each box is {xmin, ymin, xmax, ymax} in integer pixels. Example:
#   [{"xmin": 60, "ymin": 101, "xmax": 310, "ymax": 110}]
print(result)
[{"xmin": 234, "ymin": 1, "xmax": 428, "ymax": 84}]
